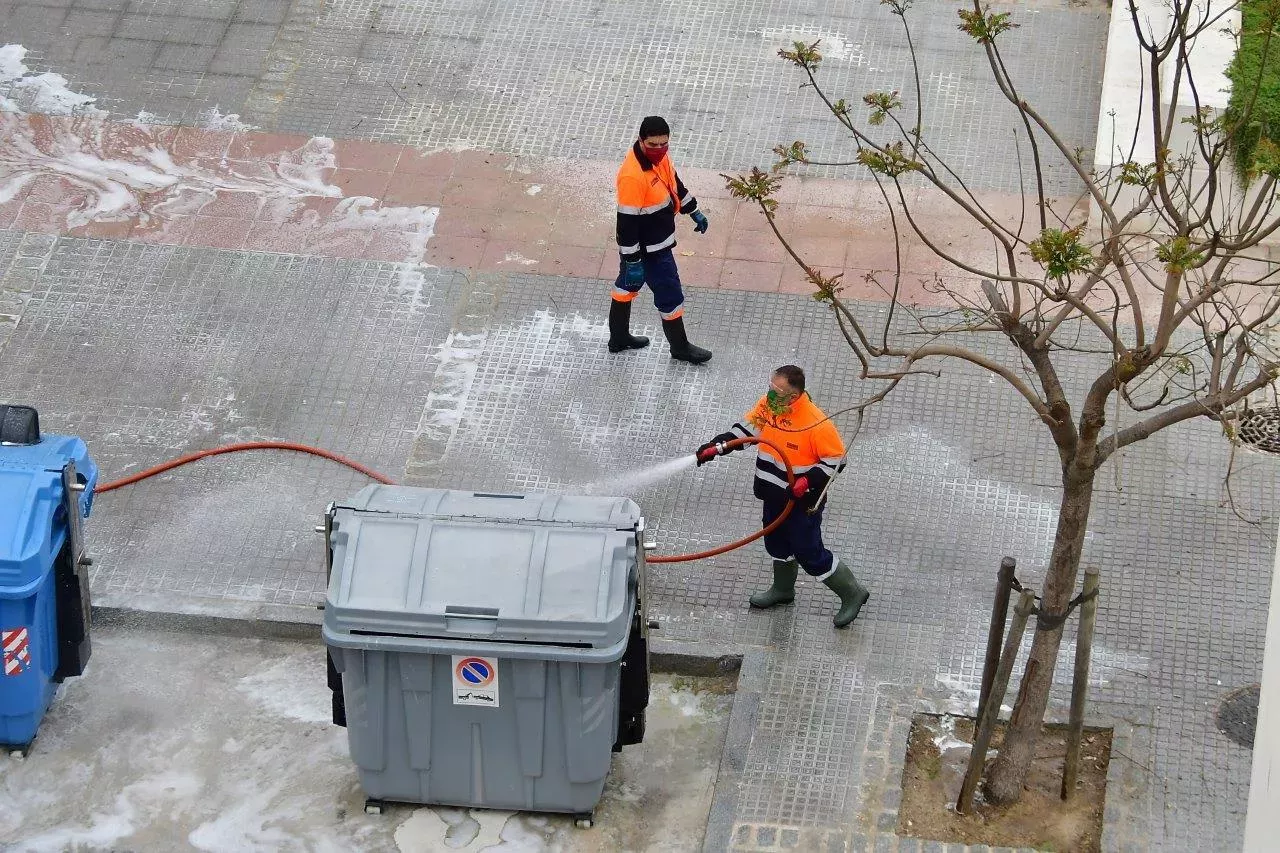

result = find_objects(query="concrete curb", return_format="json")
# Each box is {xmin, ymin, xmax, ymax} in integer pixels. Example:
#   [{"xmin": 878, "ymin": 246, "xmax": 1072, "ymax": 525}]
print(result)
[
  {"xmin": 91, "ymin": 590, "xmax": 323, "ymax": 642},
  {"xmin": 92, "ymin": 603, "xmax": 321, "ymax": 642},
  {"xmin": 92, "ymin": 602, "xmax": 749, "ymax": 681},
  {"xmin": 703, "ymin": 648, "xmax": 766, "ymax": 853},
  {"xmin": 650, "ymin": 638, "xmax": 744, "ymax": 678}
]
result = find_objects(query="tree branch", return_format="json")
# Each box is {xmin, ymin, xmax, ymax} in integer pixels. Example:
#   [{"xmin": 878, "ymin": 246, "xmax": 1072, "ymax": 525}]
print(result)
[{"xmin": 1097, "ymin": 366, "xmax": 1280, "ymax": 464}]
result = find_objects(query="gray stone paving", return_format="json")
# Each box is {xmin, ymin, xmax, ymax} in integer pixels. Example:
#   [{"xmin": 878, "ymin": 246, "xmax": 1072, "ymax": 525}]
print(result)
[
  {"xmin": 1, "ymin": 0, "xmax": 1108, "ymax": 194},
  {"xmin": 0, "ymin": 0, "xmax": 1260, "ymax": 848},
  {"xmin": 0, "ymin": 231, "xmax": 1273, "ymax": 850},
  {"xmin": 0, "ymin": 234, "xmax": 461, "ymax": 608}
]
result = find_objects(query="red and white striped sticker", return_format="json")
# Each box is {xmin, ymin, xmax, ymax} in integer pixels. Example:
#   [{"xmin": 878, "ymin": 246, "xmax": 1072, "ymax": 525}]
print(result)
[{"xmin": 3, "ymin": 627, "xmax": 31, "ymax": 676}]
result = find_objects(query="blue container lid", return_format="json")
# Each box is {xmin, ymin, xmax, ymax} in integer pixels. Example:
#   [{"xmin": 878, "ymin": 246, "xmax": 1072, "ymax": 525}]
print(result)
[{"xmin": 0, "ymin": 434, "xmax": 97, "ymax": 596}]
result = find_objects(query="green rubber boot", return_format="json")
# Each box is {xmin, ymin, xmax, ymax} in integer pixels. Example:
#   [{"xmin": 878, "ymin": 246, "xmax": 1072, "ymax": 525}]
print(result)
[
  {"xmin": 749, "ymin": 559, "xmax": 798, "ymax": 609},
  {"xmin": 823, "ymin": 561, "xmax": 870, "ymax": 628}
]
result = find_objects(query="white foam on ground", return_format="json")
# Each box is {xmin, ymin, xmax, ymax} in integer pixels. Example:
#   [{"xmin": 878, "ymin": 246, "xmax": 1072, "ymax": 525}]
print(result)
[
  {"xmin": 664, "ymin": 683, "xmax": 710, "ymax": 718},
  {"xmin": 0, "ymin": 44, "xmax": 104, "ymax": 116},
  {"xmin": 131, "ymin": 109, "xmax": 166, "ymax": 126},
  {"xmin": 416, "ymin": 331, "xmax": 488, "ymax": 443},
  {"xmin": 0, "ymin": 48, "xmax": 436, "ymax": 261},
  {"xmin": 0, "ymin": 44, "xmax": 27, "ymax": 82},
  {"xmin": 194, "ymin": 105, "xmax": 255, "ymax": 132},
  {"xmin": 11, "ymin": 771, "xmax": 204, "ymax": 853},
  {"xmin": 930, "ymin": 714, "xmax": 970, "ymax": 755},
  {"xmin": 759, "ymin": 27, "xmax": 864, "ymax": 65},
  {"xmin": 0, "ymin": 116, "xmax": 438, "ymax": 255},
  {"xmin": 235, "ymin": 654, "xmax": 332, "ymax": 724}
]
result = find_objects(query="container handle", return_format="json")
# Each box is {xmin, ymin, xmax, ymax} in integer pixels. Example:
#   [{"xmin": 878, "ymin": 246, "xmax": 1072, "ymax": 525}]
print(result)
[
  {"xmin": 444, "ymin": 605, "xmax": 499, "ymax": 620},
  {"xmin": 444, "ymin": 605, "xmax": 500, "ymax": 636}
]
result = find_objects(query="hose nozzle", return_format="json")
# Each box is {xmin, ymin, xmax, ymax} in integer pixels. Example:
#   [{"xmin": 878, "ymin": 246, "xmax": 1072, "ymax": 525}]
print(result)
[{"xmin": 697, "ymin": 441, "xmax": 727, "ymax": 462}]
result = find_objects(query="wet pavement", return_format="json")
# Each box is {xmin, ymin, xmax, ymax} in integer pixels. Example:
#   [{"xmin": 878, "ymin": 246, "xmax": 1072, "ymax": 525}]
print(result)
[{"xmin": 0, "ymin": 0, "xmax": 1267, "ymax": 849}]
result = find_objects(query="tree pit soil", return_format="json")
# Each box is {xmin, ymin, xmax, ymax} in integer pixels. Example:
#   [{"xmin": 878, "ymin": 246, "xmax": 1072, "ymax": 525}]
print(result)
[{"xmin": 899, "ymin": 713, "xmax": 1112, "ymax": 852}]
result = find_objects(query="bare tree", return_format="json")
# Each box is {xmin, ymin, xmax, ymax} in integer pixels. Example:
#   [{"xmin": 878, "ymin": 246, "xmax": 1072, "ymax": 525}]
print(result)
[{"xmin": 728, "ymin": 0, "xmax": 1280, "ymax": 804}]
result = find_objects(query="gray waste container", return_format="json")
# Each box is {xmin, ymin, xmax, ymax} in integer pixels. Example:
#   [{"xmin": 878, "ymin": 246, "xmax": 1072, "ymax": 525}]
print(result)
[{"xmin": 321, "ymin": 486, "xmax": 649, "ymax": 822}]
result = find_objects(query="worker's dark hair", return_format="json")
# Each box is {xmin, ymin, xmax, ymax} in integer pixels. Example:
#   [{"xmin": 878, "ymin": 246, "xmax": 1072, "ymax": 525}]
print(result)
[
  {"xmin": 774, "ymin": 365, "xmax": 806, "ymax": 393},
  {"xmin": 638, "ymin": 115, "xmax": 670, "ymax": 139}
]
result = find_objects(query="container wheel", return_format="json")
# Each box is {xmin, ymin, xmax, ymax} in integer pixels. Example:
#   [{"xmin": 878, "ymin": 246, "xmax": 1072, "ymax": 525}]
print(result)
[
  {"xmin": 573, "ymin": 812, "xmax": 594, "ymax": 829},
  {"xmin": 364, "ymin": 799, "xmax": 384, "ymax": 816}
]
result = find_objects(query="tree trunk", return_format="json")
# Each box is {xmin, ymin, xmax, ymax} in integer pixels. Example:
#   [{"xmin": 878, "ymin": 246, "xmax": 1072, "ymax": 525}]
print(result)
[{"xmin": 983, "ymin": 460, "xmax": 1096, "ymax": 805}]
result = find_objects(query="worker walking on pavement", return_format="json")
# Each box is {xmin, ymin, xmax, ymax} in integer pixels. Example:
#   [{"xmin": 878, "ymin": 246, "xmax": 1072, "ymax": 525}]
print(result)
[
  {"xmin": 608, "ymin": 115, "xmax": 713, "ymax": 364},
  {"xmin": 696, "ymin": 366, "xmax": 871, "ymax": 628}
]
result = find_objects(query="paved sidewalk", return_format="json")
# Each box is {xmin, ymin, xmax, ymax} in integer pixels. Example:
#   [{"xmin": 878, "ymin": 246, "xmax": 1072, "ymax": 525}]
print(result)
[
  {"xmin": 0, "ymin": 0, "xmax": 1108, "ymax": 193},
  {"xmin": 1, "ymin": 0, "xmax": 1269, "ymax": 850},
  {"xmin": 0, "ymin": 110, "xmax": 1052, "ymax": 307},
  {"xmin": 3, "ymin": 235, "xmax": 1274, "ymax": 850},
  {"xmin": 1, "ymin": 622, "xmax": 733, "ymax": 851}
]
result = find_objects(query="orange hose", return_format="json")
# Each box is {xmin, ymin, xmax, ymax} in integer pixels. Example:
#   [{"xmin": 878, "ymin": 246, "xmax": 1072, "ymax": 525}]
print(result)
[
  {"xmin": 95, "ymin": 437, "xmax": 792, "ymax": 567},
  {"xmin": 647, "ymin": 435, "xmax": 796, "ymax": 564},
  {"xmin": 96, "ymin": 440, "xmax": 395, "ymax": 493}
]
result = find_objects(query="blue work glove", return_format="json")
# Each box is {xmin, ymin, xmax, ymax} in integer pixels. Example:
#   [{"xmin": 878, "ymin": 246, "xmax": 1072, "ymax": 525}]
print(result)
[
  {"xmin": 624, "ymin": 259, "xmax": 645, "ymax": 285},
  {"xmin": 691, "ymin": 211, "xmax": 709, "ymax": 234}
]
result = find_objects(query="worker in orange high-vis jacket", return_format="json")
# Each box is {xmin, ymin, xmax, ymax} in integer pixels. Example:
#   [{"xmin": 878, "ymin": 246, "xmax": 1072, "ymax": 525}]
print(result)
[
  {"xmin": 609, "ymin": 115, "xmax": 712, "ymax": 364},
  {"xmin": 696, "ymin": 365, "xmax": 870, "ymax": 628}
]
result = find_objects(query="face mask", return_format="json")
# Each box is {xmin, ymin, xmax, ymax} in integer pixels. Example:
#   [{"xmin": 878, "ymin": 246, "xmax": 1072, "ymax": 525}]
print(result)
[
  {"xmin": 643, "ymin": 144, "xmax": 668, "ymax": 164},
  {"xmin": 766, "ymin": 389, "xmax": 790, "ymax": 414}
]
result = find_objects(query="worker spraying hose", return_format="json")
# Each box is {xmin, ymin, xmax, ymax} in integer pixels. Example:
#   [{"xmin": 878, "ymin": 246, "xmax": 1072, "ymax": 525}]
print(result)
[
  {"xmin": 82, "ymin": 368, "xmax": 869, "ymax": 630},
  {"xmin": 694, "ymin": 365, "xmax": 870, "ymax": 629}
]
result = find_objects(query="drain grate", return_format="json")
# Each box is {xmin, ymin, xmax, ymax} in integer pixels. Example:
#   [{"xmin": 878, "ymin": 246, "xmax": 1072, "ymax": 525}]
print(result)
[
  {"xmin": 1237, "ymin": 408, "xmax": 1280, "ymax": 454},
  {"xmin": 1216, "ymin": 684, "xmax": 1260, "ymax": 747}
]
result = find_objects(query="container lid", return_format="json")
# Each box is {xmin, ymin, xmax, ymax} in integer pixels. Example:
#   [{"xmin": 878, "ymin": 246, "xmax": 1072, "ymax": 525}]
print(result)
[
  {"xmin": 0, "ymin": 433, "xmax": 98, "ymax": 595},
  {"xmin": 323, "ymin": 486, "xmax": 642, "ymax": 649}
]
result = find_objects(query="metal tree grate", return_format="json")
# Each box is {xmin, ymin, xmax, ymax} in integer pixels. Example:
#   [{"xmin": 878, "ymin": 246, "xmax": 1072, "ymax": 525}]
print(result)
[
  {"xmin": 1236, "ymin": 408, "xmax": 1280, "ymax": 455},
  {"xmin": 1216, "ymin": 684, "xmax": 1260, "ymax": 747}
]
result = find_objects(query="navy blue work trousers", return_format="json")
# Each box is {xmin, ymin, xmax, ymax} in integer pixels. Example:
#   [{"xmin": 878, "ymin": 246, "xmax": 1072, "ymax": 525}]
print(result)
[
  {"xmin": 761, "ymin": 497, "xmax": 835, "ymax": 577},
  {"xmin": 612, "ymin": 248, "xmax": 685, "ymax": 319}
]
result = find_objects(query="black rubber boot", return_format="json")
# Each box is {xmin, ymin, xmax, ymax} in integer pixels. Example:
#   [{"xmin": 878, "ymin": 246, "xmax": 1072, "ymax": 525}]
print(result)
[
  {"xmin": 749, "ymin": 559, "xmax": 798, "ymax": 609},
  {"xmin": 823, "ymin": 561, "xmax": 870, "ymax": 628},
  {"xmin": 661, "ymin": 317, "xmax": 712, "ymax": 364},
  {"xmin": 608, "ymin": 300, "xmax": 650, "ymax": 353}
]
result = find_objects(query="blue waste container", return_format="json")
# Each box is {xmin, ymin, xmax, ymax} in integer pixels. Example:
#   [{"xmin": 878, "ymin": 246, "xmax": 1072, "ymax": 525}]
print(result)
[{"xmin": 0, "ymin": 405, "xmax": 97, "ymax": 753}]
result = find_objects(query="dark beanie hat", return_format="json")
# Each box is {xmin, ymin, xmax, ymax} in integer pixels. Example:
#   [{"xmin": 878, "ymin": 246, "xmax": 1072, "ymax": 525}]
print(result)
[{"xmin": 638, "ymin": 115, "xmax": 670, "ymax": 139}]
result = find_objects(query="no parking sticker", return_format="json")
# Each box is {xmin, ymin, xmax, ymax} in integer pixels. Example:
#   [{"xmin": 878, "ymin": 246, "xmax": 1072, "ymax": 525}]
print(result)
[{"xmin": 452, "ymin": 655, "xmax": 500, "ymax": 707}]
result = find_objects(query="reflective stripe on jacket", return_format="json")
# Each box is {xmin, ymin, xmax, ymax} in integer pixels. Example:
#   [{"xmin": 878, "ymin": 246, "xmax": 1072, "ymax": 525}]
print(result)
[
  {"xmin": 616, "ymin": 142, "xmax": 698, "ymax": 263},
  {"xmin": 729, "ymin": 393, "xmax": 846, "ymax": 507}
]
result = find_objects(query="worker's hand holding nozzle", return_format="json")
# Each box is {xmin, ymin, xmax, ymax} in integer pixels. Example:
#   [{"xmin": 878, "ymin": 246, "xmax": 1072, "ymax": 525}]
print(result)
[
  {"xmin": 695, "ymin": 443, "xmax": 721, "ymax": 466},
  {"xmin": 695, "ymin": 433, "xmax": 738, "ymax": 466}
]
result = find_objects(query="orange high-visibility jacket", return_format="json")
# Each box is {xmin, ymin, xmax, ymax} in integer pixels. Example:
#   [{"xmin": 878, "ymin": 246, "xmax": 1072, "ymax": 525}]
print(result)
[
  {"xmin": 616, "ymin": 142, "xmax": 698, "ymax": 263},
  {"xmin": 728, "ymin": 392, "xmax": 846, "ymax": 507}
]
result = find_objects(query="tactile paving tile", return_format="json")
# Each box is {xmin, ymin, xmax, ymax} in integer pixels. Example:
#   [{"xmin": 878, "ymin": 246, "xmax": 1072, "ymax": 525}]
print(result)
[
  {"xmin": 2, "ymin": 241, "xmax": 1274, "ymax": 846},
  {"xmin": 4, "ymin": 0, "xmax": 1107, "ymax": 195},
  {"xmin": 732, "ymin": 645, "xmax": 874, "ymax": 827},
  {"xmin": 398, "ymin": 271, "xmax": 1276, "ymax": 849},
  {"xmin": 0, "ymin": 236, "xmax": 459, "ymax": 607},
  {"xmin": 282, "ymin": 0, "xmax": 1107, "ymax": 195}
]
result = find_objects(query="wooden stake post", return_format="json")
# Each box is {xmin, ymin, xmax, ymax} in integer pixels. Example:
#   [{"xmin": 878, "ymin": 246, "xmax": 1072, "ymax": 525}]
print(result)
[
  {"xmin": 977, "ymin": 557, "xmax": 1017, "ymax": 718},
  {"xmin": 1061, "ymin": 567, "xmax": 1100, "ymax": 800},
  {"xmin": 957, "ymin": 589, "xmax": 1037, "ymax": 815}
]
